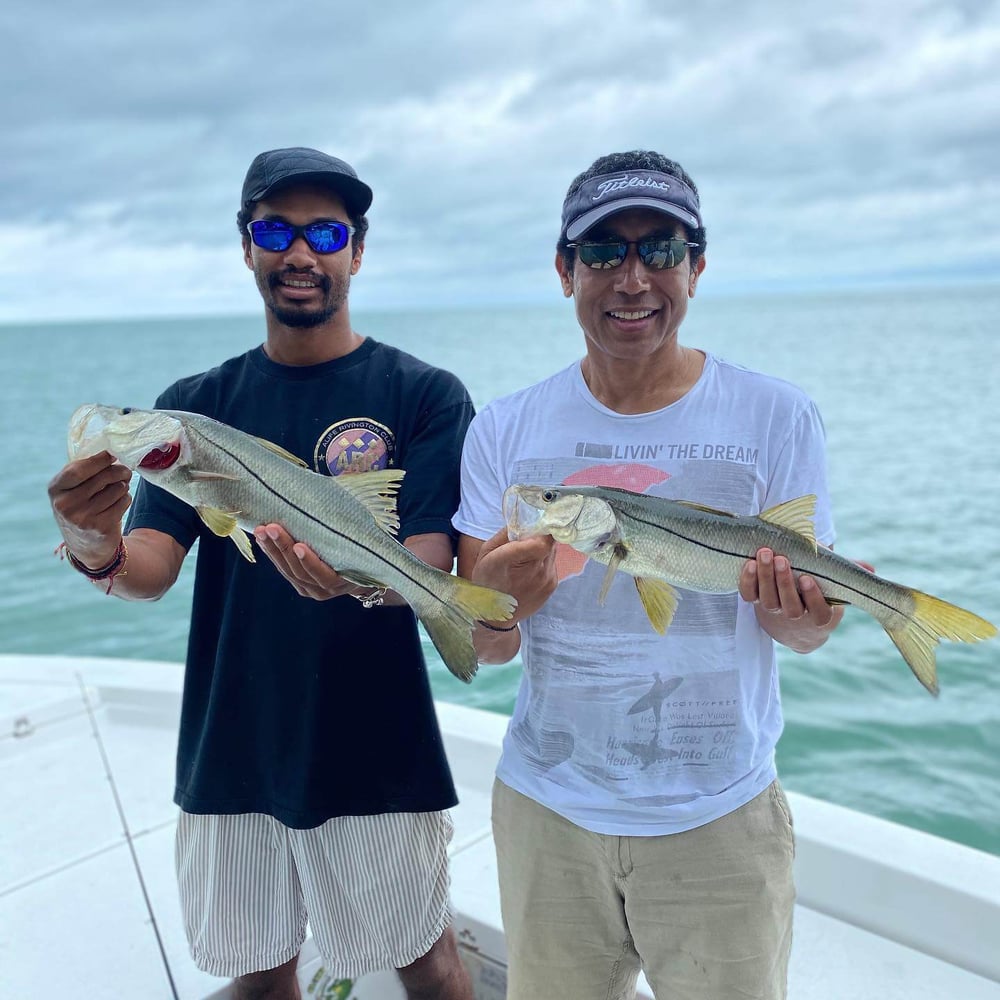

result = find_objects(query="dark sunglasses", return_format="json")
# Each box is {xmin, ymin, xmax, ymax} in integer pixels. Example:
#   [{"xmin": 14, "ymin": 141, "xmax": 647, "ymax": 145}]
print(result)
[
  {"xmin": 567, "ymin": 237, "xmax": 700, "ymax": 270},
  {"xmin": 248, "ymin": 219, "xmax": 355, "ymax": 254}
]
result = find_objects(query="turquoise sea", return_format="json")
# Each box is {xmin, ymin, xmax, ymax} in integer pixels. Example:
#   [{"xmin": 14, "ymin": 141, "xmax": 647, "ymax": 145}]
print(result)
[{"xmin": 2, "ymin": 284, "xmax": 999, "ymax": 854}]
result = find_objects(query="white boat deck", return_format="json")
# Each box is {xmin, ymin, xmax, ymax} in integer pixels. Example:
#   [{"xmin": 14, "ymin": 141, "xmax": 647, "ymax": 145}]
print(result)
[{"xmin": 2, "ymin": 654, "xmax": 999, "ymax": 999}]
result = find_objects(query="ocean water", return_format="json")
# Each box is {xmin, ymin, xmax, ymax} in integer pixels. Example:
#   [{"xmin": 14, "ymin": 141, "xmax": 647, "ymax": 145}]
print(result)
[{"xmin": 2, "ymin": 284, "xmax": 999, "ymax": 854}]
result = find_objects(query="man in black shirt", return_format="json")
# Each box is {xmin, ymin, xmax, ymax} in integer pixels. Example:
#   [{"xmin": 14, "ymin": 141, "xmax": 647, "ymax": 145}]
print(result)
[{"xmin": 49, "ymin": 147, "xmax": 475, "ymax": 1000}]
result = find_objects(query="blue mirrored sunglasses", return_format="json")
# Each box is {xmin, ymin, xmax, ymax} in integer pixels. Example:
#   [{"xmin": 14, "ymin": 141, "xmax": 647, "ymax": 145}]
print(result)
[
  {"xmin": 248, "ymin": 219, "xmax": 355, "ymax": 254},
  {"xmin": 567, "ymin": 237, "xmax": 700, "ymax": 270}
]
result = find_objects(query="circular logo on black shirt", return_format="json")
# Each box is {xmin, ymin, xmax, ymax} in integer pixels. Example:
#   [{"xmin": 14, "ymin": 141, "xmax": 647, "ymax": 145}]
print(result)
[{"xmin": 314, "ymin": 418, "xmax": 396, "ymax": 476}]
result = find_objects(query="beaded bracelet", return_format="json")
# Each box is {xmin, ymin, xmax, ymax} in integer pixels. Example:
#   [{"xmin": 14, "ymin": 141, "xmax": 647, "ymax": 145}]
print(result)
[
  {"xmin": 477, "ymin": 619, "xmax": 518, "ymax": 633},
  {"xmin": 59, "ymin": 539, "xmax": 129, "ymax": 595}
]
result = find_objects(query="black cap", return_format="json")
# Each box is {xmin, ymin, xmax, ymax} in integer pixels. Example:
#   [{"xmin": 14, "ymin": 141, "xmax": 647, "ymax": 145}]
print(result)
[
  {"xmin": 561, "ymin": 169, "xmax": 702, "ymax": 241},
  {"xmin": 241, "ymin": 147, "xmax": 373, "ymax": 216}
]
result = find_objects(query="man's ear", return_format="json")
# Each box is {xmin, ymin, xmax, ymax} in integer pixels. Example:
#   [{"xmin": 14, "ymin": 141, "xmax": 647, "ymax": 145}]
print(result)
[
  {"xmin": 555, "ymin": 251, "xmax": 573, "ymax": 298},
  {"xmin": 351, "ymin": 243, "xmax": 364, "ymax": 275},
  {"xmin": 243, "ymin": 237, "xmax": 253, "ymax": 270},
  {"xmin": 689, "ymin": 254, "xmax": 706, "ymax": 297}
]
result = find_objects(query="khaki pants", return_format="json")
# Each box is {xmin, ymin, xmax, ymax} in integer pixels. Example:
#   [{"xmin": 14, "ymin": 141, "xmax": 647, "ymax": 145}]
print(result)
[{"xmin": 492, "ymin": 778, "xmax": 795, "ymax": 1000}]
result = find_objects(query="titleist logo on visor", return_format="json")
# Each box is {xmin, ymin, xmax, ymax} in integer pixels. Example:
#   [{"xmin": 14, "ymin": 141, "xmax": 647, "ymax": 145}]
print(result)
[
  {"xmin": 592, "ymin": 173, "xmax": 673, "ymax": 201},
  {"xmin": 561, "ymin": 168, "xmax": 702, "ymax": 240}
]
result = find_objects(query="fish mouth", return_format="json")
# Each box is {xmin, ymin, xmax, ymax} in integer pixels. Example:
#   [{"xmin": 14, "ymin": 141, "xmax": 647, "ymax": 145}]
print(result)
[
  {"xmin": 67, "ymin": 404, "xmax": 119, "ymax": 460},
  {"xmin": 503, "ymin": 486, "xmax": 544, "ymax": 540},
  {"xmin": 67, "ymin": 404, "xmax": 184, "ymax": 469},
  {"xmin": 503, "ymin": 485, "xmax": 585, "ymax": 540}
]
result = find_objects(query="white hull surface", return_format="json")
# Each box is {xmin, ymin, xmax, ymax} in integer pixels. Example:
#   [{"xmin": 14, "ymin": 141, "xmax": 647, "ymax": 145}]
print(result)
[{"xmin": 2, "ymin": 654, "xmax": 999, "ymax": 999}]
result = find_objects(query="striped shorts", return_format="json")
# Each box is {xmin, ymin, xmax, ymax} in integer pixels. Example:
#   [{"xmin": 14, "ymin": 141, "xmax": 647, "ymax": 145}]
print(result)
[{"xmin": 175, "ymin": 809, "xmax": 455, "ymax": 979}]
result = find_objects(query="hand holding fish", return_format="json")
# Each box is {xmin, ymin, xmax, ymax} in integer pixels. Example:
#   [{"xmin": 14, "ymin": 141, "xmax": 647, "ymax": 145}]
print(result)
[
  {"xmin": 254, "ymin": 523, "xmax": 455, "ymax": 607},
  {"xmin": 458, "ymin": 527, "xmax": 559, "ymax": 662},
  {"xmin": 253, "ymin": 522, "xmax": 376, "ymax": 602},
  {"xmin": 740, "ymin": 547, "xmax": 845, "ymax": 653},
  {"xmin": 48, "ymin": 452, "xmax": 133, "ymax": 569},
  {"xmin": 473, "ymin": 527, "xmax": 559, "ymax": 617}
]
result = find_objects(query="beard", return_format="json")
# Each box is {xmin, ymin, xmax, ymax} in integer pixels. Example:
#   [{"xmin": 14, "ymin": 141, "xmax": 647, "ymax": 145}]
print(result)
[{"xmin": 257, "ymin": 267, "xmax": 349, "ymax": 328}]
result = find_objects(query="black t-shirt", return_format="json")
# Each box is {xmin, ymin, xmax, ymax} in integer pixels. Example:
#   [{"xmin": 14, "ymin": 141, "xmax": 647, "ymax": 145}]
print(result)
[{"xmin": 126, "ymin": 339, "xmax": 473, "ymax": 828}]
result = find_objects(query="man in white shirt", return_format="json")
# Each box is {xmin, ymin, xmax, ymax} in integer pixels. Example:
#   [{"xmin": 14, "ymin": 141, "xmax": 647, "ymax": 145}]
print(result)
[{"xmin": 454, "ymin": 150, "xmax": 846, "ymax": 1000}]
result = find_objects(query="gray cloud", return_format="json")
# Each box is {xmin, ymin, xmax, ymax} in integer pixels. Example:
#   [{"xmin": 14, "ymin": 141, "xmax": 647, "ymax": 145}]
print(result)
[{"xmin": 1, "ymin": 0, "xmax": 997, "ymax": 320}]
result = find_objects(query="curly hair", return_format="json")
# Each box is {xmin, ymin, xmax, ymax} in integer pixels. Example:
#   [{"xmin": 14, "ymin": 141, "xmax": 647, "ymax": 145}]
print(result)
[{"xmin": 557, "ymin": 151, "xmax": 707, "ymax": 273}]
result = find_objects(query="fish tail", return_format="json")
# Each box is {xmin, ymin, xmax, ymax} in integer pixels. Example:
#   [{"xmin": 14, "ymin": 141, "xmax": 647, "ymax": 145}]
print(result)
[
  {"xmin": 885, "ymin": 591, "xmax": 997, "ymax": 697},
  {"xmin": 421, "ymin": 579, "xmax": 517, "ymax": 684}
]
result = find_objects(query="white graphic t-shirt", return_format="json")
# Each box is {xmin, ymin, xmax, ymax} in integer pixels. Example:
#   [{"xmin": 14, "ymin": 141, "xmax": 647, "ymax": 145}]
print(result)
[{"xmin": 453, "ymin": 354, "xmax": 835, "ymax": 836}]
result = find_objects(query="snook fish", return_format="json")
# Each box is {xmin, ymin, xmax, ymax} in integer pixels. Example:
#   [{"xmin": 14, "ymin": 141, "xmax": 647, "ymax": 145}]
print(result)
[
  {"xmin": 505, "ymin": 484, "xmax": 996, "ymax": 695},
  {"xmin": 68, "ymin": 404, "xmax": 516, "ymax": 682}
]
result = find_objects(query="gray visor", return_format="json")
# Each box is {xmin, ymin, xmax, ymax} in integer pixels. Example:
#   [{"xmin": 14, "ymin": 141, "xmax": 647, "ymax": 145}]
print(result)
[{"xmin": 561, "ymin": 170, "xmax": 701, "ymax": 241}]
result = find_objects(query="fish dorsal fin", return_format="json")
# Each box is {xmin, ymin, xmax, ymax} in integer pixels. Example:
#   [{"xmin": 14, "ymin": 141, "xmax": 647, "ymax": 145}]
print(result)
[
  {"xmin": 196, "ymin": 505, "xmax": 256, "ymax": 563},
  {"xmin": 758, "ymin": 495, "xmax": 818, "ymax": 552},
  {"xmin": 674, "ymin": 500, "xmax": 739, "ymax": 517},
  {"xmin": 597, "ymin": 543, "xmax": 628, "ymax": 605},
  {"xmin": 635, "ymin": 577, "xmax": 680, "ymax": 635},
  {"xmin": 254, "ymin": 437, "xmax": 309, "ymax": 468},
  {"xmin": 336, "ymin": 468, "xmax": 407, "ymax": 535}
]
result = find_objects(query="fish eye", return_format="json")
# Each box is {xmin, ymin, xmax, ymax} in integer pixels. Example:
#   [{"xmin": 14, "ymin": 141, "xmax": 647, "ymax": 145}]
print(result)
[
  {"xmin": 541, "ymin": 489, "xmax": 558, "ymax": 503},
  {"xmin": 121, "ymin": 407, "xmax": 133, "ymax": 414}
]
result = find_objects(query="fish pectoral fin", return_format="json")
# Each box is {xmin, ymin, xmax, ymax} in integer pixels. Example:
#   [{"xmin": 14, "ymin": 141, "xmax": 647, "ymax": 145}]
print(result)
[
  {"xmin": 196, "ymin": 505, "xmax": 256, "ymax": 563},
  {"xmin": 674, "ymin": 500, "xmax": 739, "ymax": 517},
  {"xmin": 597, "ymin": 544, "xmax": 627, "ymax": 605},
  {"xmin": 335, "ymin": 469, "xmax": 407, "ymax": 535},
  {"xmin": 758, "ymin": 495, "xmax": 818, "ymax": 552},
  {"xmin": 635, "ymin": 577, "xmax": 679, "ymax": 635},
  {"xmin": 188, "ymin": 470, "xmax": 242, "ymax": 482},
  {"xmin": 253, "ymin": 437, "xmax": 309, "ymax": 467},
  {"xmin": 196, "ymin": 505, "xmax": 240, "ymax": 536}
]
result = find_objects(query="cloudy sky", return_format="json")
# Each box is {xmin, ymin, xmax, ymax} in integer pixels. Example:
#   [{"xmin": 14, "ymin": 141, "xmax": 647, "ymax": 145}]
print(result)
[{"xmin": 2, "ymin": 0, "xmax": 997, "ymax": 323}]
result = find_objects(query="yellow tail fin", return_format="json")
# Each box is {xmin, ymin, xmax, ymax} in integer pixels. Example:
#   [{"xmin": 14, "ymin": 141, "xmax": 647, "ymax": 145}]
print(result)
[
  {"xmin": 886, "ymin": 590, "xmax": 997, "ymax": 696},
  {"xmin": 421, "ymin": 579, "xmax": 517, "ymax": 684}
]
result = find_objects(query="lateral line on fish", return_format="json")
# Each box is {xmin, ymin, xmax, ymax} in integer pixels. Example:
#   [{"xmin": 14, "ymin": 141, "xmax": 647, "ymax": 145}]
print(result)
[
  {"xmin": 620, "ymin": 509, "xmax": 918, "ymax": 624},
  {"xmin": 193, "ymin": 428, "xmax": 451, "ymax": 609}
]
